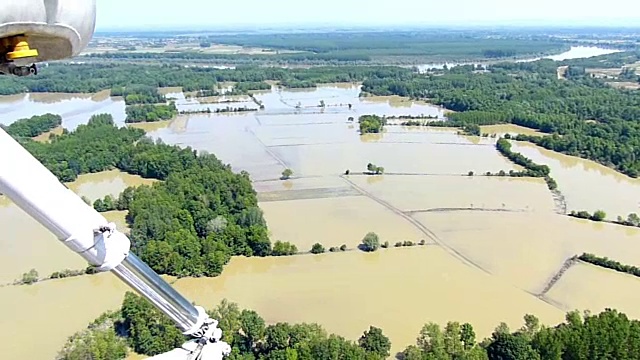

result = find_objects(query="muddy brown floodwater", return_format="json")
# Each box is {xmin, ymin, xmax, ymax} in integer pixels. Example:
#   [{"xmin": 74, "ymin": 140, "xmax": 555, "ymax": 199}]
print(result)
[
  {"xmin": 546, "ymin": 262, "xmax": 640, "ymax": 317},
  {"xmin": 3, "ymin": 85, "xmax": 640, "ymax": 360},
  {"xmin": 510, "ymin": 141, "xmax": 640, "ymax": 218},
  {"xmin": 0, "ymin": 170, "xmax": 155, "ymax": 284}
]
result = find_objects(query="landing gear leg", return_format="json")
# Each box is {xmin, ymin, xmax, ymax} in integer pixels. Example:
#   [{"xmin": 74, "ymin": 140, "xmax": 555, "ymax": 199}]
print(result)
[
  {"xmin": 0, "ymin": 63, "xmax": 37, "ymax": 77},
  {"xmin": 0, "ymin": 35, "xmax": 39, "ymax": 77}
]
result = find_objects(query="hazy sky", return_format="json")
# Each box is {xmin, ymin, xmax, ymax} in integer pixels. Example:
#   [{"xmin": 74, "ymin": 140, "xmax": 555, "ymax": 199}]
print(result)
[{"xmin": 97, "ymin": 0, "xmax": 640, "ymax": 30}]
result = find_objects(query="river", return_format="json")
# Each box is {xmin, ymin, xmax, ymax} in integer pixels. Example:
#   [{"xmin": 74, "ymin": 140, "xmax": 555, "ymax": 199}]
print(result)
[
  {"xmin": 2, "ymin": 84, "xmax": 640, "ymax": 359},
  {"xmin": 416, "ymin": 46, "xmax": 622, "ymax": 72}
]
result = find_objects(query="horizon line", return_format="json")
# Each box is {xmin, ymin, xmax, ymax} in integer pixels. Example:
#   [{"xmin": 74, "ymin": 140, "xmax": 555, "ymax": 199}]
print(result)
[{"xmin": 95, "ymin": 21, "xmax": 640, "ymax": 33}]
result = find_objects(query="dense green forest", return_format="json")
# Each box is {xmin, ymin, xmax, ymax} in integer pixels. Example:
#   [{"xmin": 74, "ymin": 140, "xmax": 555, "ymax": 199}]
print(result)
[
  {"xmin": 19, "ymin": 114, "xmax": 270, "ymax": 277},
  {"xmin": 560, "ymin": 51, "xmax": 640, "ymax": 68},
  {"xmin": 200, "ymin": 32, "xmax": 568, "ymax": 59},
  {"xmin": 83, "ymin": 32, "xmax": 570, "ymax": 66},
  {"xmin": 125, "ymin": 102, "xmax": 178, "ymax": 123},
  {"xmin": 363, "ymin": 53, "xmax": 640, "ymax": 177},
  {"xmin": 58, "ymin": 292, "xmax": 640, "ymax": 360},
  {"xmin": 0, "ymin": 113, "xmax": 62, "ymax": 138},
  {"xmin": 0, "ymin": 63, "xmax": 411, "ymax": 95},
  {"xmin": 84, "ymin": 51, "xmax": 373, "ymax": 65}
]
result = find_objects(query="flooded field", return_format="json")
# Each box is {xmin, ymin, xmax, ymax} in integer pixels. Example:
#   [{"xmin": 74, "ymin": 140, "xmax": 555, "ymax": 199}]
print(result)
[
  {"xmin": 140, "ymin": 86, "xmax": 456, "ymax": 181},
  {"xmin": 0, "ymin": 246, "xmax": 566, "ymax": 359},
  {"xmin": 0, "ymin": 170, "xmax": 153, "ymax": 284},
  {"xmin": 145, "ymin": 121, "xmax": 513, "ymax": 181},
  {"xmin": 347, "ymin": 175, "xmax": 555, "ymax": 213},
  {"xmin": 0, "ymin": 273, "xmax": 130, "ymax": 360},
  {"xmin": 260, "ymin": 195, "xmax": 425, "ymax": 250},
  {"xmin": 546, "ymin": 262, "xmax": 640, "ymax": 317},
  {"xmin": 174, "ymin": 248, "xmax": 565, "ymax": 356},
  {"xmin": 66, "ymin": 169, "xmax": 157, "ymax": 201},
  {"xmin": 480, "ymin": 124, "xmax": 546, "ymax": 137},
  {"xmin": 414, "ymin": 211, "xmax": 640, "ymax": 294},
  {"xmin": 510, "ymin": 141, "xmax": 640, "ymax": 218}
]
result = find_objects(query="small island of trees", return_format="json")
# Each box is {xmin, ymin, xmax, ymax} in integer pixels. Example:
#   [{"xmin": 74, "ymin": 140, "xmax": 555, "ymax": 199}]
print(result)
[
  {"xmin": 125, "ymin": 102, "xmax": 178, "ymax": 123},
  {"xmin": 359, "ymin": 115, "xmax": 386, "ymax": 134},
  {"xmin": 1, "ymin": 113, "xmax": 62, "ymax": 138},
  {"xmin": 366, "ymin": 163, "xmax": 384, "ymax": 175},
  {"xmin": 281, "ymin": 168, "xmax": 293, "ymax": 180}
]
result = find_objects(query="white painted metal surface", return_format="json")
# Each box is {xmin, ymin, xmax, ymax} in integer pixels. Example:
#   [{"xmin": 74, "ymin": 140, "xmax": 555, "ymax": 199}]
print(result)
[{"xmin": 0, "ymin": 0, "xmax": 96, "ymax": 61}]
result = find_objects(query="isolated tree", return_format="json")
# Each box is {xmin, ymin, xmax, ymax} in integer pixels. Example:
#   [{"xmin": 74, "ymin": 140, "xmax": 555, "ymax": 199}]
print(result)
[
  {"xmin": 358, "ymin": 326, "xmax": 391, "ymax": 358},
  {"xmin": 319, "ymin": 100, "xmax": 326, "ymax": 108},
  {"xmin": 281, "ymin": 168, "xmax": 293, "ymax": 180},
  {"xmin": 627, "ymin": 213, "xmax": 640, "ymax": 226},
  {"xmin": 361, "ymin": 232, "xmax": 380, "ymax": 252},
  {"xmin": 19, "ymin": 268, "xmax": 39, "ymax": 285},
  {"xmin": 367, "ymin": 163, "xmax": 375, "ymax": 173},
  {"xmin": 311, "ymin": 243, "xmax": 325, "ymax": 254}
]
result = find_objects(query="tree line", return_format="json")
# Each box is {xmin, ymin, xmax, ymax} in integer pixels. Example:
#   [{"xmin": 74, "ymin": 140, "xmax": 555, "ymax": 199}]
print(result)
[
  {"xmin": 579, "ymin": 253, "xmax": 640, "ymax": 278},
  {"xmin": 57, "ymin": 291, "xmax": 640, "ymax": 360},
  {"xmin": 362, "ymin": 53, "xmax": 640, "ymax": 177},
  {"xmin": 0, "ymin": 62, "xmax": 413, "ymax": 95},
  {"xmin": 1, "ymin": 113, "xmax": 62, "ymax": 138},
  {"xmin": 495, "ymin": 138, "xmax": 558, "ymax": 190},
  {"xmin": 17, "ymin": 114, "xmax": 270, "ymax": 277},
  {"xmin": 568, "ymin": 210, "xmax": 607, "ymax": 222}
]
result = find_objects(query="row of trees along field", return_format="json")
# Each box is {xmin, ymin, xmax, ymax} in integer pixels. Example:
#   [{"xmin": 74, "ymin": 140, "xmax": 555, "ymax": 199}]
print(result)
[
  {"xmin": 362, "ymin": 53, "xmax": 640, "ymax": 177},
  {"xmin": 58, "ymin": 291, "xmax": 640, "ymax": 360},
  {"xmin": 17, "ymin": 113, "xmax": 272, "ymax": 277},
  {"xmin": 0, "ymin": 63, "xmax": 412, "ymax": 95}
]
